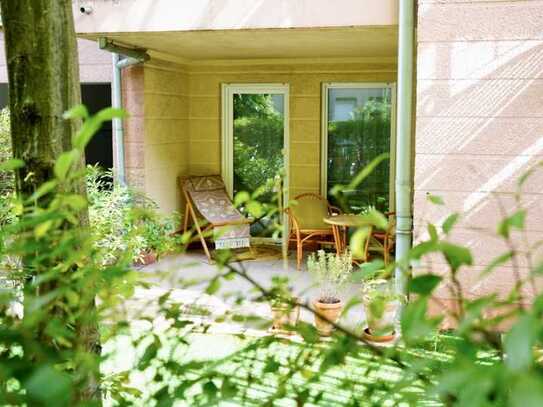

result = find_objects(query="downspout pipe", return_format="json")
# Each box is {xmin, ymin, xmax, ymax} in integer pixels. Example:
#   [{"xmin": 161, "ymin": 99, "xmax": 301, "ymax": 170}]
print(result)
[
  {"xmin": 394, "ymin": 0, "xmax": 415, "ymax": 300},
  {"xmin": 111, "ymin": 52, "xmax": 126, "ymax": 186},
  {"xmin": 100, "ymin": 38, "xmax": 150, "ymax": 186}
]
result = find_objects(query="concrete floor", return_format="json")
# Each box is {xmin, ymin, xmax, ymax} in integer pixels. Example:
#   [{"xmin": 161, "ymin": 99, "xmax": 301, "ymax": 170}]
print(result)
[{"xmin": 138, "ymin": 248, "xmax": 368, "ymax": 334}]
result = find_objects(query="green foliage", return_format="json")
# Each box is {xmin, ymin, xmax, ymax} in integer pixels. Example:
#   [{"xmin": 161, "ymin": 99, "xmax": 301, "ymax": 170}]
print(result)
[
  {"xmin": 327, "ymin": 99, "xmax": 391, "ymax": 212},
  {"xmin": 0, "ymin": 108, "xmax": 12, "ymax": 195},
  {"xmin": 2, "ymin": 105, "xmax": 543, "ymax": 407},
  {"xmin": 86, "ymin": 165, "xmax": 181, "ymax": 265}
]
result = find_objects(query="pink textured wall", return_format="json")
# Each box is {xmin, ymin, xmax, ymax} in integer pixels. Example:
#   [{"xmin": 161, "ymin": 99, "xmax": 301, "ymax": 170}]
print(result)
[
  {"xmin": 414, "ymin": 0, "xmax": 543, "ymax": 310},
  {"xmin": 121, "ymin": 65, "xmax": 145, "ymax": 190}
]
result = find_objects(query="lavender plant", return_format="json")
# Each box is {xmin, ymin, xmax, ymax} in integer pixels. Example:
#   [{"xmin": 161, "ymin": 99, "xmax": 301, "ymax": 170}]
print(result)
[{"xmin": 307, "ymin": 249, "xmax": 352, "ymax": 303}]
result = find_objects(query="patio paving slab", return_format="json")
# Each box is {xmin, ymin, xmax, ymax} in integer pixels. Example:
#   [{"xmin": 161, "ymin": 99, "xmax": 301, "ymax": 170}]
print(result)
[{"xmin": 138, "ymin": 249, "xmax": 369, "ymax": 332}]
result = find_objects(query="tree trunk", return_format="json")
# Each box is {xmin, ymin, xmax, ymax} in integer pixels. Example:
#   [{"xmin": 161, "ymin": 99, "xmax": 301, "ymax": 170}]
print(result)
[{"xmin": 0, "ymin": 1, "xmax": 101, "ymax": 403}]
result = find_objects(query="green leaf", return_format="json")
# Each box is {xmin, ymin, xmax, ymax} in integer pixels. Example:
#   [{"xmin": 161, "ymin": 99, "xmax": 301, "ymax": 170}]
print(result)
[
  {"xmin": 427, "ymin": 194, "xmax": 445, "ymax": 205},
  {"xmin": 401, "ymin": 298, "xmax": 440, "ymax": 343},
  {"xmin": 408, "ymin": 274, "xmax": 442, "ymax": 296},
  {"xmin": 34, "ymin": 220, "xmax": 53, "ymax": 239},
  {"xmin": 357, "ymin": 209, "xmax": 388, "ymax": 230},
  {"xmin": 442, "ymin": 213, "xmax": 460, "ymax": 234},
  {"xmin": 498, "ymin": 210, "xmax": 526, "ymax": 238},
  {"xmin": 245, "ymin": 200, "xmax": 264, "ymax": 218},
  {"xmin": 63, "ymin": 104, "xmax": 89, "ymax": 120},
  {"xmin": 27, "ymin": 180, "xmax": 57, "ymax": 202},
  {"xmin": 297, "ymin": 322, "xmax": 319, "ymax": 343},
  {"xmin": 330, "ymin": 153, "xmax": 389, "ymax": 198},
  {"xmin": 96, "ymin": 107, "xmax": 126, "ymax": 122},
  {"xmin": 480, "ymin": 251, "xmax": 513, "ymax": 277},
  {"xmin": 427, "ymin": 223, "xmax": 438, "ymax": 242},
  {"xmin": 504, "ymin": 314, "xmax": 537, "ymax": 372},
  {"xmin": 63, "ymin": 194, "xmax": 87, "ymax": 211},
  {"xmin": 138, "ymin": 339, "xmax": 159, "ymax": 370},
  {"xmin": 350, "ymin": 226, "xmax": 371, "ymax": 259},
  {"xmin": 351, "ymin": 259, "xmax": 385, "ymax": 282},
  {"xmin": 73, "ymin": 108, "xmax": 126, "ymax": 151},
  {"xmin": 25, "ymin": 365, "xmax": 72, "ymax": 405},
  {"xmin": 409, "ymin": 240, "xmax": 438, "ymax": 260},
  {"xmin": 205, "ymin": 278, "xmax": 221, "ymax": 295},
  {"xmin": 511, "ymin": 375, "xmax": 543, "ymax": 407},
  {"xmin": 203, "ymin": 380, "xmax": 218, "ymax": 399},
  {"xmin": 54, "ymin": 150, "xmax": 78, "ymax": 181},
  {"xmin": 345, "ymin": 152, "xmax": 389, "ymax": 191},
  {"xmin": 263, "ymin": 358, "xmax": 281, "ymax": 373},
  {"xmin": 0, "ymin": 158, "xmax": 24, "ymax": 172},
  {"xmin": 221, "ymin": 378, "xmax": 237, "ymax": 399},
  {"xmin": 438, "ymin": 242, "xmax": 473, "ymax": 272},
  {"xmin": 234, "ymin": 191, "xmax": 250, "ymax": 207}
]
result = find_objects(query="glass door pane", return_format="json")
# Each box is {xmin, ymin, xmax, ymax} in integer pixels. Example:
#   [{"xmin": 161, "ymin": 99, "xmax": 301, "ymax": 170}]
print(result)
[
  {"xmin": 326, "ymin": 86, "xmax": 392, "ymax": 213},
  {"xmin": 233, "ymin": 93, "xmax": 285, "ymax": 238}
]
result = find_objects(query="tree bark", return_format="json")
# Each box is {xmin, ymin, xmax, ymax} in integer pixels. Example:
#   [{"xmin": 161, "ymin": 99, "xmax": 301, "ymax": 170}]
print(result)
[{"xmin": 1, "ymin": 1, "xmax": 101, "ymax": 403}]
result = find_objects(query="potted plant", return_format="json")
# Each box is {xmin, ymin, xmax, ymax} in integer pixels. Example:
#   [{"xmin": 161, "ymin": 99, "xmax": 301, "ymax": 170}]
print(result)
[
  {"xmin": 269, "ymin": 276, "xmax": 300, "ymax": 334},
  {"xmin": 135, "ymin": 211, "xmax": 180, "ymax": 266},
  {"xmin": 361, "ymin": 277, "xmax": 400, "ymax": 342},
  {"xmin": 307, "ymin": 250, "xmax": 352, "ymax": 336}
]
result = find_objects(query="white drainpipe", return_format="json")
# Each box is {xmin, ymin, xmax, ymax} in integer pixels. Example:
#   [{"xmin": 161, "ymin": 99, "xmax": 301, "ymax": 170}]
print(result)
[
  {"xmin": 111, "ymin": 53, "xmax": 126, "ymax": 185},
  {"xmin": 100, "ymin": 38, "xmax": 149, "ymax": 186},
  {"xmin": 394, "ymin": 0, "xmax": 416, "ymax": 298}
]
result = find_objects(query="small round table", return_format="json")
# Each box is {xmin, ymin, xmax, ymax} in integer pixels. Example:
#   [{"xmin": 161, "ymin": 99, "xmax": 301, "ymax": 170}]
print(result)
[{"xmin": 323, "ymin": 214, "xmax": 374, "ymax": 254}]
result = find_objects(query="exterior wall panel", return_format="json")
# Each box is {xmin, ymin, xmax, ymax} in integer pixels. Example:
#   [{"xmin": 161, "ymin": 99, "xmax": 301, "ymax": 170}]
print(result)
[
  {"xmin": 414, "ymin": 0, "xmax": 543, "ymax": 305},
  {"xmin": 139, "ymin": 59, "xmax": 396, "ymax": 214},
  {"xmin": 187, "ymin": 62, "xmax": 397, "ymax": 201},
  {"xmin": 143, "ymin": 62, "xmax": 190, "ymax": 214}
]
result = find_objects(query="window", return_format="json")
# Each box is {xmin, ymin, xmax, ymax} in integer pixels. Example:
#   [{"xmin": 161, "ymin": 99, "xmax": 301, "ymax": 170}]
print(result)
[
  {"xmin": 321, "ymin": 83, "xmax": 395, "ymax": 213},
  {"xmin": 222, "ymin": 84, "xmax": 289, "ymax": 240}
]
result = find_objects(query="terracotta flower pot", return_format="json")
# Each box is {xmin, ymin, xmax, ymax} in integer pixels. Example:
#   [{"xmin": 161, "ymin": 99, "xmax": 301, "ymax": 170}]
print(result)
[
  {"xmin": 362, "ymin": 298, "xmax": 399, "ymax": 339},
  {"xmin": 313, "ymin": 299, "xmax": 343, "ymax": 336},
  {"xmin": 362, "ymin": 327, "xmax": 396, "ymax": 343},
  {"xmin": 270, "ymin": 302, "xmax": 300, "ymax": 334},
  {"xmin": 134, "ymin": 251, "xmax": 157, "ymax": 266}
]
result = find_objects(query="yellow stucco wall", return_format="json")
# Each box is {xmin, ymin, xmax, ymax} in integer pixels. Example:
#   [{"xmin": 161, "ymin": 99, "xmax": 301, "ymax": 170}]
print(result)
[
  {"xmin": 143, "ymin": 60, "xmax": 397, "ymax": 214},
  {"xmin": 143, "ymin": 62, "xmax": 190, "ymax": 214}
]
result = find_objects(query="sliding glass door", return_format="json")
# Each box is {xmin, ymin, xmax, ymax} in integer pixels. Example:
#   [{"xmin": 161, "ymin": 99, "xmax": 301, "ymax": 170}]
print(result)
[
  {"xmin": 222, "ymin": 84, "xmax": 289, "ymax": 239},
  {"xmin": 321, "ymin": 83, "xmax": 394, "ymax": 213}
]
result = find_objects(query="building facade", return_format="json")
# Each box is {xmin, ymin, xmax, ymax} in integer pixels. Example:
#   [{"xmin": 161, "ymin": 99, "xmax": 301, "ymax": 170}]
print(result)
[{"xmin": 68, "ymin": 0, "xmax": 541, "ymax": 309}]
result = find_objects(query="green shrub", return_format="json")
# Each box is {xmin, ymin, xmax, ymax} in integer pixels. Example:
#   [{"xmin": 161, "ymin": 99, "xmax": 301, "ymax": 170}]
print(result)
[
  {"xmin": 0, "ymin": 108, "xmax": 12, "ymax": 196},
  {"xmin": 86, "ymin": 165, "xmax": 181, "ymax": 265}
]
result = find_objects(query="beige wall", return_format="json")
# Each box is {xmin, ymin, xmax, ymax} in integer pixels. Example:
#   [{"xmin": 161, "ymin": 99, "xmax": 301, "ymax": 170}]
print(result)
[
  {"xmin": 414, "ymin": 0, "xmax": 543, "ymax": 306},
  {"xmin": 187, "ymin": 61, "xmax": 396, "ymax": 200},
  {"xmin": 137, "ymin": 59, "xmax": 396, "ymax": 213},
  {"xmin": 143, "ymin": 62, "xmax": 190, "ymax": 214}
]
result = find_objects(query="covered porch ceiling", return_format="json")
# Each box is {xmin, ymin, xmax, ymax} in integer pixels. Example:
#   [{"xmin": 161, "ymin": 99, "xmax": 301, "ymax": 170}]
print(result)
[{"xmin": 82, "ymin": 26, "xmax": 398, "ymax": 64}]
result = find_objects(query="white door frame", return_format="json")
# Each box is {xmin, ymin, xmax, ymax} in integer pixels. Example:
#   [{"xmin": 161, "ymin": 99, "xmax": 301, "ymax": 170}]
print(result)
[
  {"xmin": 221, "ymin": 83, "xmax": 290, "ymax": 243},
  {"xmin": 321, "ymin": 82, "xmax": 397, "ymax": 210}
]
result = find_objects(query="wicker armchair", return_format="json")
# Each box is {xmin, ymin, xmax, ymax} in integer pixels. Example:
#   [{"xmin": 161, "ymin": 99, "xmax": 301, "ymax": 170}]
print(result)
[
  {"xmin": 356, "ymin": 211, "xmax": 396, "ymax": 264},
  {"xmin": 286, "ymin": 193, "xmax": 341, "ymax": 270}
]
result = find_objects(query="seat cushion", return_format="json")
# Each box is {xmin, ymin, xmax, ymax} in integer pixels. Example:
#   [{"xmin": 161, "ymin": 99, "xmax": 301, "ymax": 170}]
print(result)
[{"xmin": 290, "ymin": 197, "xmax": 331, "ymax": 230}]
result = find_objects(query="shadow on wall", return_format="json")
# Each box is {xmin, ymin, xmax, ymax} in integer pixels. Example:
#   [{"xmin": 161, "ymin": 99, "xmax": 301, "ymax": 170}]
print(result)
[{"xmin": 413, "ymin": 3, "xmax": 543, "ymax": 301}]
